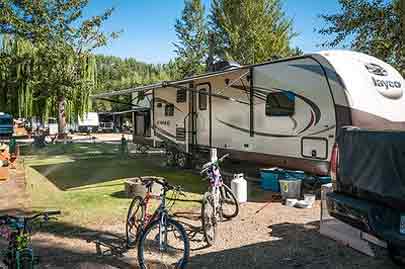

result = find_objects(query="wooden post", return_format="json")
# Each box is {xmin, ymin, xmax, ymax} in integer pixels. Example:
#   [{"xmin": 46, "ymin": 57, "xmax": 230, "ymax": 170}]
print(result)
[{"xmin": 210, "ymin": 148, "xmax": 217, "ymax": 162}]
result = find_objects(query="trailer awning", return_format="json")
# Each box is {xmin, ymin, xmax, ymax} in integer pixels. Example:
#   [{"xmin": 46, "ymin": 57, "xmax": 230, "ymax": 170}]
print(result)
[
  {"xmin": 98, "ymin": 108, "xmax": 149, "ymax": 115},
  {"xmin": 91, "ymin": 67, "xmax": 248, "ymax": 99},
  {"xmin": 91, "ymin": 53, "xmax": 319, "ymax": 99}
]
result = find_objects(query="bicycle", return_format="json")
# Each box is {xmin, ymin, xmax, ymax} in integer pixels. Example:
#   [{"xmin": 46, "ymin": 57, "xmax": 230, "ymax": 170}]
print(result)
[
  {"xmin": 125, "ymin": 176, "xmax": 189, "ymax": 269},
  {"xmin": 200, "ymin": 154, "xmax": 239, "ymax": 246},
  {"xmin": 0, "ymin": 211, "xmax": 61, "ymax": 269}
]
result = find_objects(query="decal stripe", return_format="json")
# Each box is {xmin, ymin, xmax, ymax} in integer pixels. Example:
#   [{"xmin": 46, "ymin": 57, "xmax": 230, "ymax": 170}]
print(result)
[
  {"xmin": 298, "ymin": 110, "xmax": 315, "ymax": 134},
  {"xmin": 307, "ymin": 125, "xmax": 336, "ymax": 136},
  {"xmin": 254, "ymin": 86, "xmax": 322, "ymax": 126},
  {"xmin": 155, "ymin": 127, "xmax": 177, "ymax": 140},
  {"xmin": 226, "ymin": 85, "xmax": 322, "ymax": 129},
  {"xmin": 217, "ymin": 118, "xmax": 297, "ymax": 138}
]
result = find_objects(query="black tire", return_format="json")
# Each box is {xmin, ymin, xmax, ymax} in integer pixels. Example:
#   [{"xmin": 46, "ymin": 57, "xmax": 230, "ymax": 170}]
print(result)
[
  {"xmin": 388, "ymin": 243, "xmax": 405, "ymax": 266},
  {"xmin": 138, "ymin": 218, "xmax": 189, "ymax": 269},
  {"xmin": 176, "ymin": 152, "xmax": 189, "ymax": 169},
  {"xmin": 166, "ymin": 150, "xmax": 177, "ymax": 167},
  {"xmin": 201, "ymin": 192, "xmax": 217, "ymax": 246},
  {"xmin": 126, "ymin": 196, "xmax": 145, "ymax": 248},
  {"xmin": 220, "ymin": 184, "xmax": 239, "ymax": 219},
  {"xmin": 139, "ymin": 145, "xmax": 149, "ymax": 154}
]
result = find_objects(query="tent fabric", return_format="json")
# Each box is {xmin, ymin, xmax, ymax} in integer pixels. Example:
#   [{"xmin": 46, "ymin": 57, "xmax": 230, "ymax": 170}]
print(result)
[{"xmin": 337, "ymin": 127, "xmax": 405, "ymax": 211}]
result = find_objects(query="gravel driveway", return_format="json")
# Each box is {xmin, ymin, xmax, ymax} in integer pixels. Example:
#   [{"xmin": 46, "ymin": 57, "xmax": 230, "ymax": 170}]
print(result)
[
  {"xmin": 0, "ymin": 167, "xmax": 398, "ymax": 269},
  {"xmin": 8, "ymin": 199, "xmax": 394, "ymax": 269}
]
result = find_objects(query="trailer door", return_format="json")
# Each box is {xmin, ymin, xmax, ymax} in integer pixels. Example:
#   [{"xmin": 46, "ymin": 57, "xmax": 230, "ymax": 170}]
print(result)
[{"xmin": 195, "ymin": 84, "xmax": 211, "ymax": 148}]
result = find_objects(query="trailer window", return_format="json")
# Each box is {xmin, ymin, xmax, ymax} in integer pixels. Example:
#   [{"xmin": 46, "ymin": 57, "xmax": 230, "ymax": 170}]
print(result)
[
  {"xmin": 165, "ymin": 104, "xmax": 174, "ymax": 116},
  {"xmin": 156, "ymin": 103, "xmax": 162, "ymax": 108},
  {"xmin": 176, "ymin": 89, "xmax": 187, "ymax": 103},
  {"xmin": 199, "ymin": 89, "xmax": 207, "ymax": 110},
  {"xmin": 266, "ymin": 91, "xmax": 295, "ymax": 116}
]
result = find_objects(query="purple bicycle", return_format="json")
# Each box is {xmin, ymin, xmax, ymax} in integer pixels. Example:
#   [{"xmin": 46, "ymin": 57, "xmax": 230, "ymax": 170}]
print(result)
[{"xmin": 200, "ymin": 154, "xmax": 239, "ymax": 246}]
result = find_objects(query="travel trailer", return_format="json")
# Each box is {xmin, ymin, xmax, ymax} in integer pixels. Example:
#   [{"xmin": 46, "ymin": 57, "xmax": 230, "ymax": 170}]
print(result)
[
  {"xmin": 93, "ymin": 50, "xmax": 405, "ymax": 175},
  {"xmin": 78, "ymin": 112, "xmax": 100, "ymax": 133}
]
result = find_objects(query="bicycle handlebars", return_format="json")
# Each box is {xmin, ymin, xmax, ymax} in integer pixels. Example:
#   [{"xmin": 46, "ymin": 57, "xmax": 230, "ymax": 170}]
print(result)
[
  {"xmin": 0, "ymin": 211, "xmax": 61, "ymax": 225},
  {"xmin": 200, "ymin": 153, "xmax": 230, "ymax": 175},
  {"xmin": 141, "ymin": 177, "xmax": 184, "ymax": 194}
]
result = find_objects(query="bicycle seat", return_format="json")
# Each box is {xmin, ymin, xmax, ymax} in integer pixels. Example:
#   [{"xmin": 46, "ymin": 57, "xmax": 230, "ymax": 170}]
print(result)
[{"xmin": 140, "ymin": 176, "xmax": 167, "ymax": 190}]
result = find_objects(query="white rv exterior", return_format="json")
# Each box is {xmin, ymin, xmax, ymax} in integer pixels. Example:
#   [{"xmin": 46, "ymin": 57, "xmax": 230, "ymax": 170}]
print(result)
[{"xmin": 93, "ymin": 50, "xmax": 405, "ymax": 175}]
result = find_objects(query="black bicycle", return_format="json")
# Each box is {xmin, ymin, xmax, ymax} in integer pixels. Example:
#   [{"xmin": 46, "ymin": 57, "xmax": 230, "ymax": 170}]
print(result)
[
  {"xmin": 0, "ymin": 211, "xmax": 61, "ymax": 269},
  {"xmin": 125, "ymin": 177, "xmax": 189, "ymax": 269}
]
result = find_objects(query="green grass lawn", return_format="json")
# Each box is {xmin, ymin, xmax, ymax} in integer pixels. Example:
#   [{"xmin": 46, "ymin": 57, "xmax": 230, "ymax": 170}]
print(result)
[{"xmin": 22, "ymin": 144, "xmax": 204, "ymax": 230}]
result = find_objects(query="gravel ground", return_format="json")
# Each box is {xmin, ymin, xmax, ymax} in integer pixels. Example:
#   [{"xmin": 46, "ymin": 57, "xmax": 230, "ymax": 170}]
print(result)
[
  {"xmin": 8, "ymin": 200, "xmax": 394, "ymax": 269},
  {"xmin": 0, "ymin": 162, "xmax": 399, "ymax": 269}
]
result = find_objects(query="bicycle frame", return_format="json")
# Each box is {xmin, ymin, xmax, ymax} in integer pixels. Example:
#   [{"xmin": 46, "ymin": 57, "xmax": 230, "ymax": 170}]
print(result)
[
  {"xmin": 140, "ymin": 182, "xmax": 172, "ymax": 251},
  {"xmin": 0, "ymin": 211, "xmax": 60, "ymax": 269},
  {"xmin": 1, "ymin": 218, "xmax": 35, "ymax": 269},
  {"xmin": 206, "ymin": 163, "xmax": 224, "ymax": 216}
]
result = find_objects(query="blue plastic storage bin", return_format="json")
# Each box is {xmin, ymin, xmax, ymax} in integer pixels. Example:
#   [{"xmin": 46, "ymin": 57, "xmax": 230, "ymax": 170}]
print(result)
[
  {"xmin": 285, "ymin": 170, "xmax": 306, "ymax": 180},
  {"xmin": 318, "ymin": 176, "xmax": 331, "ymax": 184},
  {"xmin": 260, "ymin": 168, "xmax": 285, "ymax": 192}
]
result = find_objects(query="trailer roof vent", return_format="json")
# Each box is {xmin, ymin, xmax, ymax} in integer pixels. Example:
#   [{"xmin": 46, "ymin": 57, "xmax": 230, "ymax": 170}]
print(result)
[{"xmin": 209, "ymin": 60, "xmax": 241, "ymax": 72}]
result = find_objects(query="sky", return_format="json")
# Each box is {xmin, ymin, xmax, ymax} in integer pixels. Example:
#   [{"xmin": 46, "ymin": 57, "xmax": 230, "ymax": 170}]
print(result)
[{"xmin": 85, "ymin": 0, "xmax": 342, "ymax": 64}]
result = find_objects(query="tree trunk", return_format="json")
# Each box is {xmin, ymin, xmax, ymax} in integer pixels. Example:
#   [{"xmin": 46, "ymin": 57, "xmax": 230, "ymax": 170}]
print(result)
[{"xmin": 57, "ymin": 95, "xmax": 66, "ymax": 138}]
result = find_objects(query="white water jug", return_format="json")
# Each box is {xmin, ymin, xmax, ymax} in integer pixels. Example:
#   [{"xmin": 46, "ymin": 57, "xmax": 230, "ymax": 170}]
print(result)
[{"xmin": 231, "ymin": 173, "xmax": 247, "ymax": 203}]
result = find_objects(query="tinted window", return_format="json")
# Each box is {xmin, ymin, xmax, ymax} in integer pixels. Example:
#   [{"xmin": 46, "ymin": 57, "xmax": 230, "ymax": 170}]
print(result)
[
  {"xmin": 266, "ymin": 92, "xmax": 295, "ymax": 116},
  {"xmin": 176, "ymin": 89, "xmax": 187, "ymax": 103},
  {"xmin": 165, "ymin": 104, "xmax": 174, "ymax": 116},
  {"xmin": 199, "ymin": 89, "xmax": 207, "ymax": 110}
]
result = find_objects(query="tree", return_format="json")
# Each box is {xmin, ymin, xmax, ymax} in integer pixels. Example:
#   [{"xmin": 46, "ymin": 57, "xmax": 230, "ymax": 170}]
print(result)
[
  {"xmin": 0, "ymin": 0, "xmax": 117, "ymax": 135},
  {"xmin": 318, "ymin": 0, "xmax": 404, "ymax": 76},
  {"xmin": 93, "ymin": 55, "xmax": 178, "ymax": 112},
  {"xmin": 174, "ymin": 0, "xmax": 207, "ymax": 77},
  {"xmin": 209, "ymin": 0, "xmax": 297, "ymax": 65}
]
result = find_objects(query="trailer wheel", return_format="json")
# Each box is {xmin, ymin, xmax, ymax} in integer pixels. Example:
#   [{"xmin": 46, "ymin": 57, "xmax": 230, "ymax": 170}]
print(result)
[
  {"xmin": 165, "ymin": 150, "xmax": 177, "ymax": 167},
  {"xmin": 177, "ymin": 152, "xmax": 189, "ymax": 169}
]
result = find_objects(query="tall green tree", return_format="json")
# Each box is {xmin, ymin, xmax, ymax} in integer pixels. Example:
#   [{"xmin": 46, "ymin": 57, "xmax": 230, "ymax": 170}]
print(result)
[
  {"xmin": 0, "ymin": 0, "xmax": 117, "ymax": 134},
  {"xmin": 93, "ymin": 55, "xmax": 176, "ymax": 112},
  {"xmin": 209, "ymin": 0, "xmax": 297, "ymax": 65},
  {"xmin": 318, "ymin": 0, "xmax": 404, "ymax": 76},
  {"xmin": 174, "ymin": 0, "xmax": 208, "ymax": 77}
]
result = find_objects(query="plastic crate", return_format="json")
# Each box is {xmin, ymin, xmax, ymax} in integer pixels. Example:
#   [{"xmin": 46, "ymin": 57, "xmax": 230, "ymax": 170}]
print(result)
[
  {"xmin": 260, "ymin": 168, "xmax": 285, "ymax": 192},
  {"xmin": 318, "ymin": 176, "xmax": 332, "ymax": 184},
  {"xmin": 285, "ymin": 170, "xmax": 306, "ymax": 180}
]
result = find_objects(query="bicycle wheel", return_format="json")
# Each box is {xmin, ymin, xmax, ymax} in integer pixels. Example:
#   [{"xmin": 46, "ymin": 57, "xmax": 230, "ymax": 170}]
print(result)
[
  {"xmin": 19, "ymin": 249, "xmax": 33, "ymax": 269},
  {"xmin": 201, "ymin": 192, "xmax": 217, "ymax": 246},
  {"xmin": 138, "ymin": 218, "xmax": 189, "ymax": 269},
  {"xmin": 126, "ymin": 196, "xmax": 145, "ymax": 247},
  {"xmin": 220, "ymin": 184, "xmax": 239, "ymax": 219}
]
